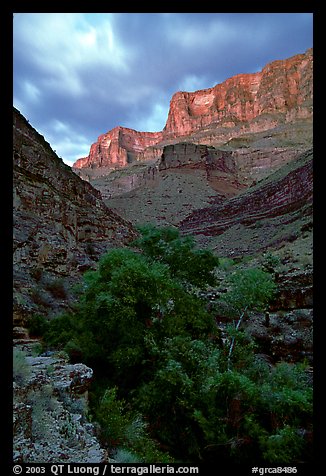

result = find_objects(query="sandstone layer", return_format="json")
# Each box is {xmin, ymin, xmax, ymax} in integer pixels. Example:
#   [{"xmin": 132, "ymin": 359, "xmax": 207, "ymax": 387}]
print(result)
[
  {"xmin": 74, "ymin": 127, "xmax": 163, "ymax": 169},
  {"xmin": 163, "ymin": 49, "xmax": 312, "ymax": 142}
]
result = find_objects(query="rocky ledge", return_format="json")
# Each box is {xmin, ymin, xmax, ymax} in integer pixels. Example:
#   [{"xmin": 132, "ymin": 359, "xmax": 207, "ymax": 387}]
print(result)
[{"xmin": 13, "ymin": 337, "xmax": 108, "ymax": 463}]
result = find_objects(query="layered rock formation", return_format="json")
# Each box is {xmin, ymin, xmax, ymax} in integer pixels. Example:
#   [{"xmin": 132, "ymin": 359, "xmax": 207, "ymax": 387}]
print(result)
[
  {"xmin": 158, "ymin": 140, "xmax": 305, "ymax": 189},
  {"xmin": 163, "ymin": 48, "xmax": 312, "ymax": 142},
  {"xmin": 74, "ymin": 126, "xmax": 163, "ymax": 169},
  {"xmin": 73, "ymin": 48, "xmax": 312, "ymax": 170},
  {"xmin": 13, "ymin": 107, "xmax": 137, "ymax": 325},
  {"xmin": 179, "ymin": 148, "xmax": 313, "ymax": 247}
]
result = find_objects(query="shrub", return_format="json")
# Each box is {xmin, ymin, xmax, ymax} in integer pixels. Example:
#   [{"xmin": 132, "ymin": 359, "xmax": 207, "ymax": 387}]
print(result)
[
  {"xmin": 192, "ymin": 359, "xmax": 312, "ymax": 463},
  {"xmin": 221, "ymin": 267, "xmax": 277, "ymax": 315},
  {"xmin": 94, "ymin": 387, "xmax": 173, "ymax": 463},
  {"xmin": 262, "ymin": 252, "xmax": 281, "ymax": 273},
  {"xmin": 261, "ymin": 427, "xmax": 306, "ymax": 463},
  {"xmin": 45, "ymin": 278, "xmax": 67, "ymax": 299},
  {"xmin": 218, "ymin": 267, "xmax": 277, "ymax": 370},
  {"xmin": 43, "ymin": 313, "xmax": 79, "ymax": 350},
  {"xmin": 13, "ymin": 348, "xmax": 31, "ymax": 385},
  {"xmin": 44, "ymin": 247, "xmax": 218, "ymax": 380},
  {"xmin": 28, "ymin": 314, "xmax": 49, "ymax": 337},
  {"xmin": 218, "ymin": 257, "xmax": 236, "ymax": 271},
  {"xmin": 112, "ymin": 448, "xmax": 142, "ymax": 463},
  {"xmin": 135, "ymin": 336, "xmax": 222, "ymax": 459},
  {"xmin": 134, "ymin": 330, "xmax": 312, "ymax": 464},
  {"xmin": 42, "ymin": 226, "xmax": 311, "ymax": 464}
]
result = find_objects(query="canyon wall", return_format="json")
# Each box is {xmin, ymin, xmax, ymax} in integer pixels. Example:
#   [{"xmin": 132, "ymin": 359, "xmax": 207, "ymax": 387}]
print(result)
[
  {"xmin": 163, "ymin": 49, "xmax": 312, "ymax": 140},
  {"xmin": 74, "ymin": 127, "xmax": 163, "ymax": 169},
  {"xmin": 13, "ymin": 107, "xmax": 137, "ymax": 325},
  {"xmin": 73, "ymin": 48, "xmax": 312, "ymax": 170}
]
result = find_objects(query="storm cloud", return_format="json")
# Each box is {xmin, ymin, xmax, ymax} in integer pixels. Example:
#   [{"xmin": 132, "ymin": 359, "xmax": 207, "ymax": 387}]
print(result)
[{"xmin": 13, "ymin": 13, "xmax": 313, "ymax": 166}]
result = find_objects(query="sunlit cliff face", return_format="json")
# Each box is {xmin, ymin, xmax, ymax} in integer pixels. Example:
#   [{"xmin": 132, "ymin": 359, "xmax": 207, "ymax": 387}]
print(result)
[
  {"xmin": 73, "ymin": 49, "xmax": 312, "ymax": 171},
  {"xmin": 74, "ymin": 127, "xmax": 164, "ymax": 169}
]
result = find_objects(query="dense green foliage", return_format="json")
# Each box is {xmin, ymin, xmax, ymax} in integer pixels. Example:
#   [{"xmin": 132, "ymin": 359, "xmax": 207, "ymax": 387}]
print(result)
[
  {"xmin": 94, "ymin": 387, "xmax": 173, "ymax": 463},
  {"xmin": 43, "ymin": 226, "xmax": 312, "ymax": 464},
  {"xmin": 44, "ymin": 246, "xmax": 217, "ymax": 380},
  {"xmin": 132, "ymin": 224, "xmax": 219, "ymax": 287}
]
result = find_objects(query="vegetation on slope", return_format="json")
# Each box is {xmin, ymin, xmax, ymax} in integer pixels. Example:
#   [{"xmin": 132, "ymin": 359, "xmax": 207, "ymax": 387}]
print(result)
[{"xmin": 36, "ymin": 226, "xmax": 312, "ymax": 464}]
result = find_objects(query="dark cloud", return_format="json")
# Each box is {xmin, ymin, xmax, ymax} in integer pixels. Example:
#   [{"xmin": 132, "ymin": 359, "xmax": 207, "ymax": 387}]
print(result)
[{"xmin": 13, "ymin": 13, "xmax": 313, "ymax": 165}]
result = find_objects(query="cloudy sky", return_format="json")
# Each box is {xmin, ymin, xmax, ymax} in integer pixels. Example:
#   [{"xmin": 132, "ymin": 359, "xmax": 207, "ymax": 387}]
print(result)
[{"xmin": 13, "ymin": 13, "xmax": 313, "ymax": 166}]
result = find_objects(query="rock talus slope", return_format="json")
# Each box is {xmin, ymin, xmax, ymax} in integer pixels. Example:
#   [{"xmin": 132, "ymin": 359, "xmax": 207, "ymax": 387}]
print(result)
[{"xmin": 13, "ymin": 338, "xmax": 108, "ymax": 463}]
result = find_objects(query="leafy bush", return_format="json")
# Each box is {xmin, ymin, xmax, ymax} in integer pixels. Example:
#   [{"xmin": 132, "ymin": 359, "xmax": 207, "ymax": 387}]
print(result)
[
  {"xmin": 112, "ymin": 448, "xmax": 142, "ymax": 463},
  {"xmin": 219, "ymin": 267, "xmax": 277, "ymax": 370},
  {"xmin": 28, "ymin": 314, "xmax": 49, "ymax": 337},
  {"xmin": 134, "ymin": 332, "xmax": 312, "ymax": 464},
  {"xmin": 45, "ymin": 247, "xmax": 218, "ymax": 378},
  {"xmin": 132, "ymin": 224, "xmax": 219, "ymax": 287},
  {"xmin": 262, "ymin": 252, "xmax": 281, "ymax": 273},
  {"xmin": 135, "ymin": 336, "xmax": 221, "ymax": 459},
  {"xmin": 44, "ymin": 313, "xmax": 78, "ymax": 350},
  {"xmin": 218, "ymin": 257, "xmax": 236, "ymax": 271},
  {"xmin": 221, "ymin": 267, "xmax": 277, "ymax": 316},
  {"xmin": 261, "ymin": 427, "xmax": 306, "ymax": 464}
]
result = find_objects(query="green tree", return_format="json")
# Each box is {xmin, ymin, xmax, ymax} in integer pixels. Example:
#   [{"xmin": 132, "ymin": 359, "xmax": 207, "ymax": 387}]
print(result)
[
  {"xmin": 43, "ymin": 226, "xmax": 312, "ymax": 464},
  {"xmin": 197, "ymin": 358, "xmax": 312, "ymax": 463},
  {"xmin": 45, "ymin": 246, "xmax": 218, "ymax": 386},
  {"xmin": 132, "ymin": 224, "xmax": 219, "ymax": 287},
  {"xmin": 219, "ymin": 268, "xmax": 277, "ymax": 370},
  {"xmin": 135, "ymin": 336, "xmax": 221, "ymax": 459},
  {"xmin": 134, "ymin": 334, "xmax": 312, "ymax": 464},
  {"xmin": 221, "ymin": 267, "xmax": 277, "ymax": 315}
]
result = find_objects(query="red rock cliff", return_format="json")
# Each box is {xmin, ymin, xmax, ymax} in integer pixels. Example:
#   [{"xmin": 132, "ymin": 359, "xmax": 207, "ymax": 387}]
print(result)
[
  {"xmin": 74, "ymin": 126, "xmax": 163, "ymax": 169},
  {"xmin": 163, "ymin": 49, "xmax": 312, "ymax": 139},
  {"xmin": 73, "ymin": 48, "xmax": 312, "ymax": 169}
]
